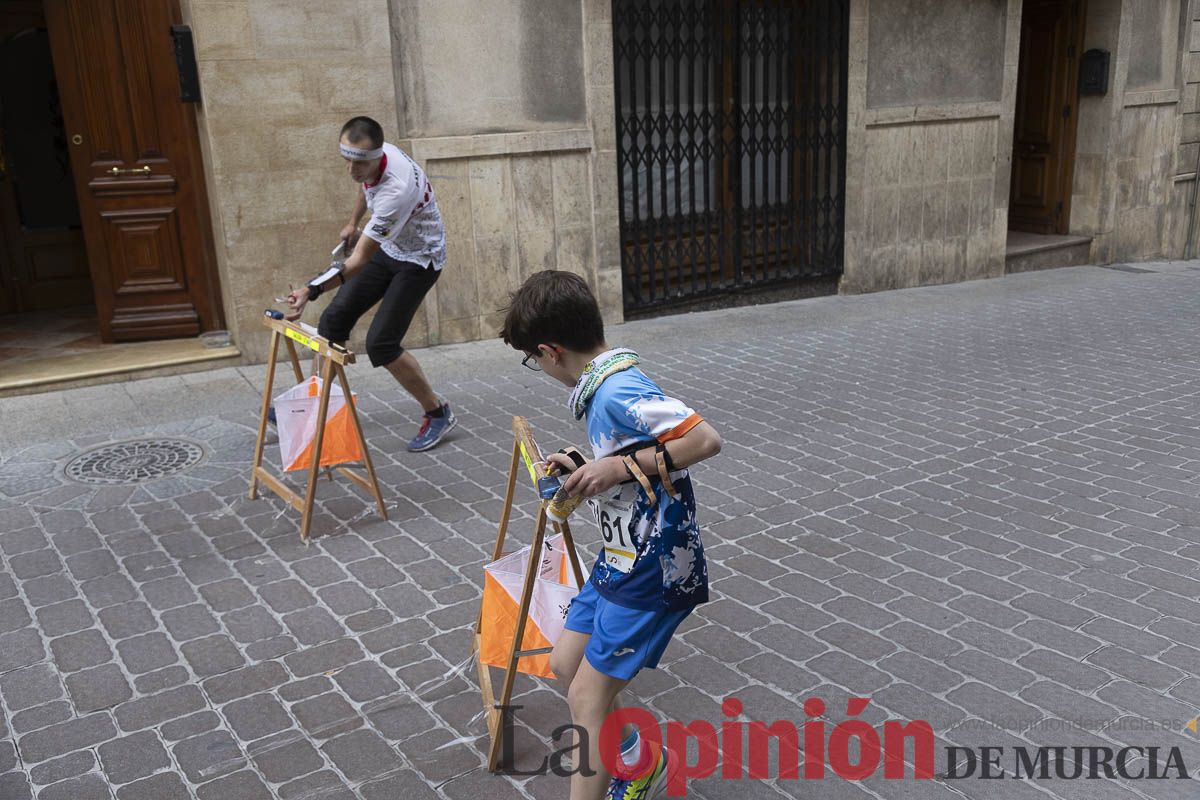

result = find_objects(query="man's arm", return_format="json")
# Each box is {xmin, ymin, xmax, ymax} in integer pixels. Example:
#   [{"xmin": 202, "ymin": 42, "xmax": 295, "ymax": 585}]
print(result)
[
  {"xmin": 283, "ymin": 210, "xmax": 381, "ymax": 319},
  {"xmin": 350, "ymin": 189, "xmax": 367, "ymax": 228},
  {"xmin": 285, "ymin": 180, "xmax": 412, "ymax": 318},
  {"xmin": 322, "ymin": 189, "xmax": 378, "ymax": 285},
  {"xmin": 338, "ymin": 233, "xmax": 380, "ymax": 282},
  {"xmin": 340, "ymin": 191, "xmax": 368, "ymax": 248}
]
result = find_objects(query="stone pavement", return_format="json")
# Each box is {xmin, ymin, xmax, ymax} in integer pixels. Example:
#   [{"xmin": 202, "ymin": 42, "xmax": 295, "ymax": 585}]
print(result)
[{"xmin": 2, "ymin": 262, "xmax": 1200, "ymax": 800}]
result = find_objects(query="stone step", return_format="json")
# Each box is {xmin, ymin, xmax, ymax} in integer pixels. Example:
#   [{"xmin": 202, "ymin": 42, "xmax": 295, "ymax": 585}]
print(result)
[{"xmin": 1005, "ymin": 232, "xmax": 1094, "ymax": 274}]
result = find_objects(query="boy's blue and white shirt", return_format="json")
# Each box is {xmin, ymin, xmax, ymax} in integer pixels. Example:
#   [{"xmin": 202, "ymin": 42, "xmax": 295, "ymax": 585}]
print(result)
[{"xmin": 579, "ymin": 350, "xmax": 709, "ymax": 611}]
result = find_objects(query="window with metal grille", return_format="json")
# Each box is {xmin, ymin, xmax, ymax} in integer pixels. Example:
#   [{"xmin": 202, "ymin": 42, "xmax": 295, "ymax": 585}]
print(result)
[{"xmin": 613, "ymin": 0, "xmax": 848, "ymax": 314}]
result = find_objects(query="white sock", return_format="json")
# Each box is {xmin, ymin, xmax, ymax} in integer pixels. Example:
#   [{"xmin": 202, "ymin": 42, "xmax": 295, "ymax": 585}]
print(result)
[{"xmin": 620, "ymin": 729, "xmax": 642, "ymax": 767}]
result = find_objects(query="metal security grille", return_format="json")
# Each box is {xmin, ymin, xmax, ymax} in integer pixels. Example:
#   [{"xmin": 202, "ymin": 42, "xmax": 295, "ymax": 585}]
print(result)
[{"xmin": 613, "ymin": 0, "xmax": 848, "ymax": 313}]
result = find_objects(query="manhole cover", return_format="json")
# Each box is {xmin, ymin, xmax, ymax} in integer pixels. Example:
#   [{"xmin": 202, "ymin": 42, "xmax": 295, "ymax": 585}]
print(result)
[{"xmin": 64, "ymin": 439, "xmax": 205, "ymax": 485}]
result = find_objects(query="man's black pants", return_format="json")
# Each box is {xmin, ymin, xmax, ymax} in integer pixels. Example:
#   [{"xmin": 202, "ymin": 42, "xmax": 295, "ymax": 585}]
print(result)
[{"xmin": 317, "ymin": 251, "xmax": 440, "ymax": 368}]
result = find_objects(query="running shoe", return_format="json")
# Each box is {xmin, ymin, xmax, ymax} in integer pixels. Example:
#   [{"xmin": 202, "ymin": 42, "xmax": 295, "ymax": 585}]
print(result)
[
  {"xmin": 608, "ymin": 740, "xmax": 671, "ymax": 800},
  {"xmin": 407, "ymin": 403, "xmax": 457, "ymax": 451}
]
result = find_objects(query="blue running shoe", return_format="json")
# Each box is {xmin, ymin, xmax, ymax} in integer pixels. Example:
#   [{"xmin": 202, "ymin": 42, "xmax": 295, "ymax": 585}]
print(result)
[
  {"xmin": 267, "ymin": 406, "xmax": 277, "ymax": 426},
  {"xmin": 407, "ymin": 403, "xmax": 457, "ymax": 451}
]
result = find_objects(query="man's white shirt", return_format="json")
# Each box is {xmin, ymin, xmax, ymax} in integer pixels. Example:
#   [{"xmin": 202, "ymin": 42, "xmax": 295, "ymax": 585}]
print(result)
[{"xmin": 361, "ymin": 142, "xmax": 447, "ymax": 269}]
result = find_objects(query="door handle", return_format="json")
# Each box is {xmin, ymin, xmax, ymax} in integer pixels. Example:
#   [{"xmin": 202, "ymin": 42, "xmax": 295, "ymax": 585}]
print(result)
[{"xmin": 108, "ymin": 166, "xmax": 151, "ymax": 176}]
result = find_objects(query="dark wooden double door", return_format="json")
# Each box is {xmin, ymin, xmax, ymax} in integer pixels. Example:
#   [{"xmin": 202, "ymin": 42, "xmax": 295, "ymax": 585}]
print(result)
[
  {"xmin": 1010, "ymin": 0, "xmax": 1086, "ymax": 235},
  {"xmin": 0, "ymin": 0, "xmax": 221, "ymax": 341}
]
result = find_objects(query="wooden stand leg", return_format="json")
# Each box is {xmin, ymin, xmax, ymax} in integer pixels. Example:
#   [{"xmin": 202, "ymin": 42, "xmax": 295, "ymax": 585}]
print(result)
[
  {"xmin": 284, "ymin": 338, "xmax": 305, "ymax": 383},
  {"xmin": 476, "ymin": 438, "xmax": 520, "ymax": 640},
  {"xmin": 474, "ymin": 632, "xmax": 502, "ymax": 768},
  {"xmin": 487, "ymin": 504, "xmax": 549, "ymax": 772},
  {"xmin": 558, "ymin": 520, "xmax": 587, "ymax": 588},
  {"xmin": 474, "ymin": 438, "xmax": 521, "ymax": 770},
  {"xmin": 336, "ymin": 363, "xmax": 388, "ymax": 520},
  {"xmin": 493, "ymin": 438, "xmax": 521, "ymax": 561},
  {"xmin": 249, "ymin": 331, "xmax": 281, "ymax": 501},
  {"xmin": 299, "ymin": 358, "xmax": 336, "ymax": 544}
]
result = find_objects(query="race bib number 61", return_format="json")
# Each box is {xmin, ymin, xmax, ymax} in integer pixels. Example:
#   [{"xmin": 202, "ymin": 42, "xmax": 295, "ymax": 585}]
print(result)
[{"xmin": 590, "ymin": 495, "xmax": 636, "ymax": 573}]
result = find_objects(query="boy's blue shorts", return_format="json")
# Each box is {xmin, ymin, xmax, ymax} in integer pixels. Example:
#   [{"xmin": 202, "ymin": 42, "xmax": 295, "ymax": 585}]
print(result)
[{"xmin": 563, "ymin": 581, "xmax": 692, "ymax": 681}]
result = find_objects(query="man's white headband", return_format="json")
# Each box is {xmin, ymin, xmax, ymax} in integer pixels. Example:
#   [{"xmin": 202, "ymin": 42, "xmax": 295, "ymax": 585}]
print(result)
[{"xmin": 339, "ymin": 143, "xmax": 384, "ymax": 161}]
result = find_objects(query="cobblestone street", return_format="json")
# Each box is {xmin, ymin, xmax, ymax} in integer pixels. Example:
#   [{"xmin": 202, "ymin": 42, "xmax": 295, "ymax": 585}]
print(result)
[{"xmin": 2, "ymin": 263, "xmax": 1200, "ymax": 799}]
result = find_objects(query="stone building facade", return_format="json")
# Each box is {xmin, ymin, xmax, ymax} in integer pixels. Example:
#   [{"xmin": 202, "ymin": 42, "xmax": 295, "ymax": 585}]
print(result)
[
  {"xmin": 183, "ymin": 0, "xmax": 618, "ymax": 361},
  {"xmin": 180, "ymin": 0, "xmax": 1200, "ymax": 360},
  {"xmin": 844, "ymin": 0, "xmax": 1200, "ymax": 292}
]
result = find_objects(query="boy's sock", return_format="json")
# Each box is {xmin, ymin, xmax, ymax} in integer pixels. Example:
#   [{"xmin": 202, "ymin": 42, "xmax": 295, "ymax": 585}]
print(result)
[
  {"xmin": 425, "ymin": 403, "xmax": 446, "ymax": 418},
  {"xmin": 619, "ymin": 729, "xmax": 642, "ymax": 768}
]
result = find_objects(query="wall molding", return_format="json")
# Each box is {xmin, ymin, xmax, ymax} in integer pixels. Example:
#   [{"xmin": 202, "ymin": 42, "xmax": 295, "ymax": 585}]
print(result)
[
  {"xmin": 864, "ymin": 101, "xmax": 1003, "ymax": 128},
  {"xmin": 1124, "ymin": 88, "xmax": 1181, "ymax": 107},
  {"xmin": 404, "ymin": 128, "xmax": 595, "ymax": 162}
]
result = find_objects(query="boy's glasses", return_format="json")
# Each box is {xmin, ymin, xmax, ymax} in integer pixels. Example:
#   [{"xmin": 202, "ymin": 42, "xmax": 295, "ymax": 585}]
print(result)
[{"xmin": 521, "ymin": 352, "xmax": 542, "ymax": 372}]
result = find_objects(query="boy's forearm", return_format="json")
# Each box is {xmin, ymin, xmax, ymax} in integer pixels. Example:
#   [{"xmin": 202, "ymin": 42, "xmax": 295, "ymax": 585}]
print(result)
[{"xmin": 551, "ymin": 422, "xmax": 720, "ymax": 498}]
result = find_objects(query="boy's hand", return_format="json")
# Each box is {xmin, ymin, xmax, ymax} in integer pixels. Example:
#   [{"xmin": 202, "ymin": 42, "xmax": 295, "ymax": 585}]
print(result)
[
  {"xmin": 561, "ymin": 456, "xmax": 625, "ymax": 498},
  {"xmin": 545, "ymin": 452, "xmax": 581, "ymax": 476}
]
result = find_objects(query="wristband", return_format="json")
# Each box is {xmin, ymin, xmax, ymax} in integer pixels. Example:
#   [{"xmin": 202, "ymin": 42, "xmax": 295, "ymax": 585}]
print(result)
[
  {"xmin": 621, "ymin": 455, "xmax": 657, "ymax": 508},
  {"xmin": 306, "ymin": 263, "xmax": 345, "ymax": 302},
  {"xmin": 659, "ymin": 442, "xmax": 676, "ymax": 472},
  {"xmin": 654, "ymin": 445, "xmax": 677, "ymax": 498},
  {"xmin": 557, "ymin": 446, "xmax": 587, "ymax": 471}
]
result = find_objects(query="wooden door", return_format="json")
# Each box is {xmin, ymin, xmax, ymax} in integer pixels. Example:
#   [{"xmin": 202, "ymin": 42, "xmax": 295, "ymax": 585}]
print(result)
[
  {"xmin": 44, "ymin": 0, "xmax": 222, "ymax": 341},
  {"xmin": 1009, "ymin": 0, "xmax": 1086, "ymax": 235},
  {"xmin": 0, "ymin": 0, "xmax": 91, "ymax": 314}
]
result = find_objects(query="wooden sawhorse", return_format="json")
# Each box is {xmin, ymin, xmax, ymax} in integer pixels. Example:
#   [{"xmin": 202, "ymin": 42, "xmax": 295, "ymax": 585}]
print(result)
[
  {"xmin": 474, "ymin": 416, "xmax": 587, "ymax": 771},
  {"xmin": 248, "ymin": 316, "xmax": 387, "ymax": 543}
]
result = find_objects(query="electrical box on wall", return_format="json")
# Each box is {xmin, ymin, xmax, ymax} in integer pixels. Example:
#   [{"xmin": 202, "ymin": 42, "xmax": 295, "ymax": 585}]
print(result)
[{"xmin": 1079, "ymin": 49, "xmax": 1110, "ymax": 96}]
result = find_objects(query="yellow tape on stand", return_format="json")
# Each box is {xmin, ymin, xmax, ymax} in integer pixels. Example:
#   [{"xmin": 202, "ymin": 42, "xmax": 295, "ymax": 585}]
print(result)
[
  {"xmin": 284, "ymin": 327, "xmax": 321, "ymax": 353},
  {"xmin": 518, "ymin": 442, "xmax": 540, "ymax": 487}
]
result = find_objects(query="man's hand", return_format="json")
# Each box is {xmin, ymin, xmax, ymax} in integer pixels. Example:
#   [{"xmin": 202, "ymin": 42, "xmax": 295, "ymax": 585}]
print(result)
[
  {"xmin": 339, "ymin": 224, "xmax": 360, "ymax": 253},
  {"xmin": 285, "ymin": 287, "xmax": 309, "ymax": 321},
  {"xmin": 560, "ymin": 456, "xmax": 626, "ymax": 499}
]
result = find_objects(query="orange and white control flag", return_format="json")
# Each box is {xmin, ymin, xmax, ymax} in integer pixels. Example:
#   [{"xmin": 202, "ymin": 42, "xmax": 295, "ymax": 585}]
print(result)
[
  {"xmin": 275, "ymin": 376, "xmax": 364, "ymax": 472},
  {"xmin": 480, "ymin": 534, "xmax": 582, "ymax": 679}
]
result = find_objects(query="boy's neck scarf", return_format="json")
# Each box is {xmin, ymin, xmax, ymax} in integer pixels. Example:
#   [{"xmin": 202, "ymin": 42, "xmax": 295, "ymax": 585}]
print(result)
[{"xmin": 569, "ymin": 348, "xmax": 640, "ymax": 420}]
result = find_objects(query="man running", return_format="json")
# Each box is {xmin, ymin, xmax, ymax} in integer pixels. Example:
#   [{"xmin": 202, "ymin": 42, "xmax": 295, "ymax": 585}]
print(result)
[{"xmin": 286, "ymin": 116, "xmax": 455, "ymax": 452}]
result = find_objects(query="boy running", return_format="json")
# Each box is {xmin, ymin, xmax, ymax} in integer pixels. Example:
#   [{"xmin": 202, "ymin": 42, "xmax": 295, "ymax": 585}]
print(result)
[{"xmin": 501, "ymin": 270, "xmax": 722, "ymax": 800}]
